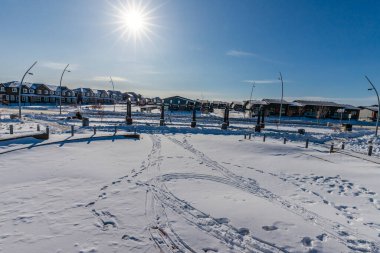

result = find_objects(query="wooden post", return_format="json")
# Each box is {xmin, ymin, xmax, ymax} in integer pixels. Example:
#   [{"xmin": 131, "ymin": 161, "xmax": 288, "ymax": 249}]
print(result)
[
  {"xmin": 10, "ymin": 125, "xmax": 13, "ymax": 134},
  {"xmin": 305, "ymin": 139, "xmax": 309, "ymax": 148},
  {"xmin": 71, "ymin": 125, "xmax": 74, "ymax": 136},
  {"xmin": 330, "ymin": 143, "xmax": 334, "ymax": 153},
  {"xmin": 263, "ymin": 134, "xmax": 266, "ymax": 142},
  {"xmin": 283, "ymin": 137, "xmax": 287, "ymax": 144},
  {"xmin": 244, "ymin": 134, "xmax": 246, "ymax": 139},
  {"xmin": 249, "ymin": 133, "xmax": 252, "ymax": 140},
  {"xmin": 37, "ymin": 124, "xmax": 40, "ymax": 132},
  {"xmin": 341, "ymin": 142, "xmax": 345, "ymax": 150},
  {"xmin": 114, "ymin": 126, "xmax": 117, "ymax": 134},
  {"xmin": 368, "ymin": 145, "xmax": 373, "ymax": 156},
  {"xmin": 94, "ymin": 127, "xmax": 96, "ymax": 135},
  {"xmin": 46, "ymin": 126, "xmax": 50, "ymax": 137}
]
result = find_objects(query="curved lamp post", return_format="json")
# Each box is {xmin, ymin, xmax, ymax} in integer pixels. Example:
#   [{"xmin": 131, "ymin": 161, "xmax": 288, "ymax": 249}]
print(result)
[
  {"xmin": 59, "ymin": 64, "xmax": 70, "ymax": 115},
  {"xmin": 109, "ymin": 76, "xmax": 115, "ymax": 112},
  {"xmin": 278, "ymin": 72, "xmax": 284, "ymax": 125},
  {"xmin": 365, "ymin": 76, "xmax": 380, "ymax": 137},
  {"xmin": 19, "ymin": 61, "xmax": 37, "ymax": 118}
]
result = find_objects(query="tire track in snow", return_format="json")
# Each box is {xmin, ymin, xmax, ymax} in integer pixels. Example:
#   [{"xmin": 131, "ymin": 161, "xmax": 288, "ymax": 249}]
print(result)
[{"xmin": 166, "ymin": 136, "xmax": 380, "ymax": 253}]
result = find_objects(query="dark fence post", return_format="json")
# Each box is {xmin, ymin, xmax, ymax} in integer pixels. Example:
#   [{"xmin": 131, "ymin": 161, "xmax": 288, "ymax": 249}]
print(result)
[
  {"xmin": 330, "ymin": 143, "xmax": 334, "ymax": 153},
  {"xmin": 305, "ymin": 139, "xmax": 309, "ymax": 148},
  {"xmin": 263, "ymin": 134, "xmax": 266, "ymax": 142},
  {"xmin": 10, "ymin": 125, "xmax": 13, "ymax": 134},
  {"xmin": 368, "ymin": 144, "xmax": 373, "ymax": 156},
  {"xmin": 71, "ymin": 125, "xmax": 74, "ymax": 136},
  {"xmin": 283, "ymin": 137, "xmax": 287, "ymax": 144},
  {"xmin": 126, "ymin": 100, "xmax": 132, "ymax": 125},
  {"xmin": 341, "ymin": 142, "xmax": 345, "ymax": 150},
  {"xmin": 37, "ymin": 124, "xmax": 40, "ymax": 132},
  {"xmin": 46, "ymin": 126, "xmax": 50, "ymax": 137},
  {"xmin": 94, "ymin": 126, "xmax": 96, "ymax": 135},
  {"xmin": 114, "ymin": 125, "xmax": 117, "ymax": 134},
  {"xmin": 160, "ymin": 104, "xmax": 165, "ymax": 126},
  {"xmin": 191, "ymin": 107, "xmax": 196, "ymax": 128},
  {"xmin": 249, "ymin": 133, "xmax": 252, "ymax": 139}
]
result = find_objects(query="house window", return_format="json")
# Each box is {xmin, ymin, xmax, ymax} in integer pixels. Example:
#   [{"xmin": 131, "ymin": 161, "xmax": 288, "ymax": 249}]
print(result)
[
  {"xmin": 36, "ymin": 97, "xmax": 41, "ymax": 102},
  {"xmin": 23, "ymin": 88, "xmax": 27, "ymax": 93},
  {"xmin": 44, "ymin": 90, "xmax": 48, "ymax": 95},
  {"xmin": 0, "ymin": 87, "xmax": 5, "ymax": 92},
  {"xmin": 50, "ymin": 98, "xmax": 55, "ymax": 102},
  {"xmin": 44, "ymin": 97, "xmax": 49, "ymax": 102},
  {"xmin": 37, "ymin": 90, "xmax": 42, "ymax": 94},
  {"xmin": 12, "ymin": 88, "xmax": 17, "ymax": 92},
  {"xmin": 29, "ymin": 89, "xmax": 34, "ymax": 93},
  {"xmin": 22, "ymin": 96, "xmax": 26, "ymax": 101},
  {"xmin": 5, "ymin": 95, "xmax": 9, "ymax": 100},
  {"xmin": 10, "ymin": 95, "xmax": 15, "ymax": 101},
  {"xmin": 51, "ymin": 91, "xmax": 54, "ymax": 95}
]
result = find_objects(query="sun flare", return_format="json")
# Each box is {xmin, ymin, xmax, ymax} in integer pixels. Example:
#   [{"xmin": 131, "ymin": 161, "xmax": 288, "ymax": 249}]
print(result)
[{"xmin": 111, "ymin": 0, "xmax": 156, "ymax": 43}]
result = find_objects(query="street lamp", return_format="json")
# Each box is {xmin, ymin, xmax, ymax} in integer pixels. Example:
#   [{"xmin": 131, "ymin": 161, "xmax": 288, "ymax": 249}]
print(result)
[
  {"xmin": 365, "ymin": 76, "xmax": 380, "ymax": 137},
  {"xmin": 19, "ymin": 61, "xmax": 37, "ymax": 118},
  {"xmin": 278, "ymin": 72, "xmax": 284, "ymax": 125},
  {"xmin": 109, "ymin": 76, "xmax": 115, "ymax": 112},
  {"xmin": 59, "ymin": 64, "xmax": 70, "ymax": 115}
]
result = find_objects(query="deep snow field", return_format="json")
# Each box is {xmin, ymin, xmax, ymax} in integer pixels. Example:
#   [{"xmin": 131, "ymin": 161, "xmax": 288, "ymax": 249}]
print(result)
[{"xmin": 0, "ymin": 105, "xmax": 380, "ymax": 253}]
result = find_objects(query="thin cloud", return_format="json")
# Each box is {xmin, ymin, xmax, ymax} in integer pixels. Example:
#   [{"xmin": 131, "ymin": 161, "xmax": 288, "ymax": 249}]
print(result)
[
  {"xmin": 226, "ymin": 50, "xmax": 256, "ymax": 57},
  {"xmin": 92, "ymin": 76, "xmax": 128, "ymax": 82},
  {"xmin": 227, "ymin": 49, "xmax": 284, "ymax": 64},
  {"xmin": 41, "ymin": 61, "xmax": 78, "ymax": 71},
  {"xmin": 242, "ymin": 79, "xmax": 291, "ymax": 84},
  {"xmin": 243, "ymin": 80, "xmax": 280, "ymax": 84}
]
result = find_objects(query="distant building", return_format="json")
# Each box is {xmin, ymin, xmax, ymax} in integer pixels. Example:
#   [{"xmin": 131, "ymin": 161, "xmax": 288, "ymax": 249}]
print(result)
[{"xmin": 359, "ymin": 106, "xmax": 379, "ymax": 122}]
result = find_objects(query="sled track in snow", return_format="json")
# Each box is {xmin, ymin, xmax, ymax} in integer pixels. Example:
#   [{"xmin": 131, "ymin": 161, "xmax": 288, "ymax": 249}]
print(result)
[
  {"xmin": 144, "ymin": 135, "xmax": 197, "ymax": 253},
  {"xmin": 166, "ymin": 136, "xmax": 380, "ymax": 253},
  {"xmin": 145, "ymin": 135, "xmax": 288, "ymax": 253}
]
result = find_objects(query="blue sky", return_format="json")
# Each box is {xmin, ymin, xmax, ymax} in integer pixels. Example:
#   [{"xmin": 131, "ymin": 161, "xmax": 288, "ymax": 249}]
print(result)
[{"xmin": 1, "ymin": 0, "xmax": 380, "ymax": 105}]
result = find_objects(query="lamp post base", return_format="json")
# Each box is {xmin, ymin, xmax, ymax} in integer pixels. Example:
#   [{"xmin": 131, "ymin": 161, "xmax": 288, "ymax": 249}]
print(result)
[
  {"xmin": 191, "ymin": 121, "xmax": 196, "ymax": 128},
  {"xmin": 160, "ymin": 119, "xmax": 165, "ymax": 126},
  {"xmin": 221, "ymin": 122, "xmax": 228, "ymax": 130},
  {"xmin": 126, "ymin": 117, "xmax": 133, "ymax": 125}
]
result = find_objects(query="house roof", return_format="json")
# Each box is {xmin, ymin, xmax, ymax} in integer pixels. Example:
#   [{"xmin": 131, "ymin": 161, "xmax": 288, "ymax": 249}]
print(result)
[
  {"xmin": 163, "ymin": 96, "xmax": 195, "ymax": 102},
  {"xmin": 359, "ymin": 106, "xmax": 379, "ymax": 112},
  {"xmin": 294, "ymin": 100, "xmax": 340, "ymax": 107},
  {"xmin": 262, "ymin": 98, "xmax": 291, "ymax": 105},
  {"xmin": 337, "ymin": 104, "xmax": 360, "ymax": 110}
]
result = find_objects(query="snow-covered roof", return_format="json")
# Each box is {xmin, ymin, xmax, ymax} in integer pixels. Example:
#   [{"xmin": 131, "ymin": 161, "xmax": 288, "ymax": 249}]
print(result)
[
  {"xmin": 360, "ymin": 106, "xmax": 379, "ymax": 112},
  {"xmin": 294, "ymin": 100, "xmax": 340, "ymax": 107},
  {"xmin": 262, "ymin": 98, "xmax": 291, "ymax": 105}
]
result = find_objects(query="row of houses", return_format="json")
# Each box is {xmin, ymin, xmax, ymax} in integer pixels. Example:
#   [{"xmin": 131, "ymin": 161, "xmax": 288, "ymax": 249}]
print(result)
[
  {"xmin": 0, "ymin": 81, "xmax": 145, "ymax": 105},
  {"xmin": 162, "ymin": 96, "xmax": 378, "ymax": 122}
]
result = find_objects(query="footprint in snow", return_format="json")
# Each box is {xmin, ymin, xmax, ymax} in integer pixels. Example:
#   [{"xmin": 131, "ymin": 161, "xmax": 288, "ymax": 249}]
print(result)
[
  {"xmin": 301, "ymin": 237, "xmax": 313, "ymax": 247},
  {"xmin": 262, "ymin": 225, "xmax": 278, "ymax": 231},
  {"xmin": 202, "ymin": 248, "xmax": 218, "ymax": 252},
  {"xmin": 237, "ymin": 227, "xmax": 250, "ymax": 236}
]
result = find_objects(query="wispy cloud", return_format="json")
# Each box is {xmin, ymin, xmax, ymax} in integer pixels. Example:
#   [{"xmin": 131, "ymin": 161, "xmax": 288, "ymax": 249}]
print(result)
[
  {"xmin": 92, "ymin": 76, "xmax": 128, "ymax": 82},
  {"xmin": 227, "ymin": 49, "xmax": 284, "ymax": 64},
  {"xmin": 243, "ymin": 79, "xmax": 280, "ymax": 84},
  {"xmin": 41, "ymin": 61, "xmax": 78, "ymax": 71},
  {"xmin": 226, "ymin": 50, "xmax": 256, "ymax": 57}
]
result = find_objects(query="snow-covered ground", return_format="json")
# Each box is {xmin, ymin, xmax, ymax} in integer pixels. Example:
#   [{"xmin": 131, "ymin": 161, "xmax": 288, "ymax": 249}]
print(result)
[{"xmin": 1, "ymin": 105, "xmax": 380, "ymax": 252}]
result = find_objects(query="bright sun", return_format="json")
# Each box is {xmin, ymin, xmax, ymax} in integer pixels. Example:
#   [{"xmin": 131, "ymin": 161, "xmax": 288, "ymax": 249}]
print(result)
[
  {"xmin": 123, "ymin": 9, "xmax": 146, "ymax": 33},
  {"xmin": 111, "ymin": 1, "xmax": 156, "ymax": 43}
]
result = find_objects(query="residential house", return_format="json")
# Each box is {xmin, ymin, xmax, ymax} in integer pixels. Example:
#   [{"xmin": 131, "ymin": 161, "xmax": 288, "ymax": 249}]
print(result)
[
  {"xmin": 293, "ymin": 100, "xmax": 341, "ymax": 119},
  {"xmin": 163, "ymin": 96, "xmax": 196, "ymax": 111},
  {"xmin": 73, "ymin": 88, "xmax": 95, "ymax": 104},
  {"xmin": 359, "ymin": 106, "xmax": 379, "ymax": 122},
  {"xmin": 262, "ymin": 99, "xmax": 291, "ymax": 116}
]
